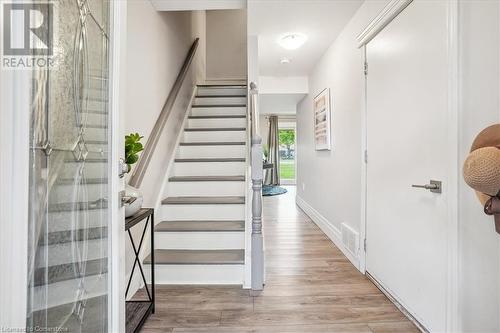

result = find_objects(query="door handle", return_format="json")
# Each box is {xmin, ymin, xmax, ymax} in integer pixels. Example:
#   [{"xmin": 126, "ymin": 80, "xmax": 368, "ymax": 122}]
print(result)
[
  {"xmin": 412, "ymin": 180, "xmax": 442, "ymax": 193},
  {"xmin": 119, "ymin": 190, "xmax": 137, "ymax": 207}
]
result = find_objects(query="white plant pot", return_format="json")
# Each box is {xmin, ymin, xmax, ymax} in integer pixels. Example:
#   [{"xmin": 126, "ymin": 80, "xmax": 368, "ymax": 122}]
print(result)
[{"xmin": 125, "ymin": 184, "xmax": 143, "ymax": 218}]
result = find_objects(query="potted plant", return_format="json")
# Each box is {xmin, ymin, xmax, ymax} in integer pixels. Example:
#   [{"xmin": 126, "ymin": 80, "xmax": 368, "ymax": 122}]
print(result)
[
  {"xmin": 125, "ymin": 133, "xmax": 144, "ymax": 172},
  {"xmin": 124, "ymin": 133, "xmax": 144, "ymax": 217}
]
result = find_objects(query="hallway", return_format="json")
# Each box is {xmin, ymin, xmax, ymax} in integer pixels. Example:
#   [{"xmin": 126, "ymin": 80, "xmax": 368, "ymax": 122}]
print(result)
[{"xmin": 140, "ymin": 187, "xmax": 418, "ymax": 332}]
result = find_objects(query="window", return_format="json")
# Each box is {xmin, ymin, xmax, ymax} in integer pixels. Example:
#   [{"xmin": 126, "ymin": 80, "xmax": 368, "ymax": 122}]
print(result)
[{"xmin": 278, "ymin": 128, "xmax": 296, "ymax": 184}]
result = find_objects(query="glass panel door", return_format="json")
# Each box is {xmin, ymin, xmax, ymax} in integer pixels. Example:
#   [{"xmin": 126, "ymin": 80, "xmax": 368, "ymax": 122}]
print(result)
[
  {"xmin": 278, "ymin": 128, "xmax": 296, "ymax": 185},
  {"xmin": 27, "ymin": 1, "xmax": 111, "ymax": 331}
]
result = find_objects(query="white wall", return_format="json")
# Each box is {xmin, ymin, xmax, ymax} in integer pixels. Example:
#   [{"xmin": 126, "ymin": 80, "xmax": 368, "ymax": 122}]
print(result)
[
  {"xmin": 296, "ymin": 0, "xmax": 500, "ymax": 331},
  {"xmin": 206, "ymin": 9, "xmax": 247, "ymax": 80},
  {"xmin": 296, "ymin": 0, "xmax": 388, "ymax": 267},
  {"xmin": 259, "ymin": 76, "xmax": 308, "ymax": 94},
  {"xmin": 191, "ymin": 10, "xmax": 207, "ymax": 83},
  {"xmin": 124, "ymin": 2, "xmax": 206, "ymax": 296},
  {"xmin": 126, "ymin": 4, "xmax": 204, "ymax": 207},
  {"xmin": 259, "ymin": 94, "xmax": 305, "ymax": 115},
  {"xmin": 458, "ymin": 2, "xmax": 500, "ymax": 331}
]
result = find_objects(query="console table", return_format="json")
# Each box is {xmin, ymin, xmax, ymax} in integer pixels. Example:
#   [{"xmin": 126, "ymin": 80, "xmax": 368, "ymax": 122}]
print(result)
[{"xmin": 125, "ymin": 208, "xmax": 155, "ymax": 333}]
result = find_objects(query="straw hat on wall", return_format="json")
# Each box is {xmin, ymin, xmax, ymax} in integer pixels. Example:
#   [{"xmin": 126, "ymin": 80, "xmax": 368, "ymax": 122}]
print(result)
[{"xmin": 463, "ymin": 124, "xmax": 500, "ymax": 233}]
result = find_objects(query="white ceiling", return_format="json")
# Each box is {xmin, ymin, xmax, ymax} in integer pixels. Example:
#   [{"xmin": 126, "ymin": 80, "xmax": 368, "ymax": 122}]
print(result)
[{"xmin": 248, "ymin": 0, "xmax": 363, "ymax": 76}]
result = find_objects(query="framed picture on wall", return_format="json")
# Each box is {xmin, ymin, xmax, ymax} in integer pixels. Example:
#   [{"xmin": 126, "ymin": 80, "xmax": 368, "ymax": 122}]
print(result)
[{"xmin": 313, "ymin": 88, "xmax": 331, "ymax": 150}]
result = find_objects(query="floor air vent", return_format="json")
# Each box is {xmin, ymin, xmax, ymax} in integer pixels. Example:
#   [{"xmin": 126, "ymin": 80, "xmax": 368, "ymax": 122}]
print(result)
[{"xmin": 341, "ymin": 223, "xmax": 359, "ymax": 257}]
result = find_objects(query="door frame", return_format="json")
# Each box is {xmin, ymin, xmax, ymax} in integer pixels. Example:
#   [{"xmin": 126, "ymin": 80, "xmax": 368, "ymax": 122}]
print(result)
[
  {"xmin": 357, "ymin": 0, "xmax": 459, "ymax": 331},
  {"xmin": 0, "ymin": 7, "xmax": 31, "ymax": 326},
  {"xmin": 0, "ymin": 1, "xmax": 127, "ymax": 330},
  {"xmin": 278, "ymin": 119, "xmax": 297, "ymax": 185},
  {"xmin": 109, "ymin": 1, "xmax": 127, "ymax": 332}
]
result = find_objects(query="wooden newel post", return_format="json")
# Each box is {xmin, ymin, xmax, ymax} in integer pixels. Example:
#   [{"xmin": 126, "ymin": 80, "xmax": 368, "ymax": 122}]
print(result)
[{"xmin": 251, "ymin": 137, "xmax": 264, "ymax": 292}]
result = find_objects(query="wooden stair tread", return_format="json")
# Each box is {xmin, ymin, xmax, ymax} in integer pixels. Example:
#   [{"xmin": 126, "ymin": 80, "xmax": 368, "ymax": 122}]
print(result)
[
  {"xmin": 56, "ymin": 178, "xmax": 107, "ymax": 185},
  {"xmin": 144, "ymin": 249, "xmax": 244, "ymax": 265},
  {"xmin": 33, "ymin": 258, "xmax": 107, "ymax": 287},
  {"xmin": 32, "ymin": 296, "xmax": 107, "ymax": 332},
  {"xmin": 48, "ymin": 199, "xmax": 108, "ymax": 212},
  {"xmin": 179, "ymin": 141, "xmax": 245, "ymax": 146},
  {"xmin": 197, "ymin": 84, "xmax": 246, "ymax": 88},
  {"xmin": 155, "ymin": 220, "xmax": 245, "ymax": 232},
  {"xmin": 169, "ymin": 176, "xmax": 245, "ymax": 182},
  {"xmin": 162, "ymin": 196, "xmax": 245, "ymax": 205},
  {"xmin": 41, "ymin": 226, "xmax": 107, "ymax": 245},
  {"xmin": 174, "ymin": 157, "xmax": 245, "ymax": 163}
]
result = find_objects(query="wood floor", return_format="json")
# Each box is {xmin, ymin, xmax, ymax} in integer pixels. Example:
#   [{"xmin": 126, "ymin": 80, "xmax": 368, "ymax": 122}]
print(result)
[{"xmin": 138, "ymin": 186, "xmax": 418, "ymax": 333}]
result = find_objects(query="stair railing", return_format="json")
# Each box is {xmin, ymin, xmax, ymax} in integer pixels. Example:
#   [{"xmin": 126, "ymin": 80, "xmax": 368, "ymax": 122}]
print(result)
[
  {"xmin": 128, "ymin": 38, "xmax": 199, "ymax": 187},
  {"xmin": 249, "ymin": 82, "xmax": 264, "ymax": 292}
]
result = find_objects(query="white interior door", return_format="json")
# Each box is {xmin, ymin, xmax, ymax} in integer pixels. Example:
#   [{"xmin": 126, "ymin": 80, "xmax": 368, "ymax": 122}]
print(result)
[{"xmin": 365, "ymin": 1, "xmax": 450, "ymax": 331}]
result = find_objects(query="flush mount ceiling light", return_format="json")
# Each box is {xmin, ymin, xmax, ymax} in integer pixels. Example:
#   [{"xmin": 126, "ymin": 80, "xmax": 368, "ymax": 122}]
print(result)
[
  {"xmin": 280, "ymin": 57, "xmax": 291, "ymax": 64},
  {"xmin": 278, "ymin": 33, "xmax": 308, "ymax": 50}
]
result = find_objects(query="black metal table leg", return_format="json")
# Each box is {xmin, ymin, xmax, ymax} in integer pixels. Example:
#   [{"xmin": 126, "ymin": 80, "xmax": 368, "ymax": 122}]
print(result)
[
  {"xmin": 125, "ymin": 208, "xmax": 155, "ymax": 333},
  {"xmin": 151, "ymin": 211, "xmax": 155, "ymax": 314}
]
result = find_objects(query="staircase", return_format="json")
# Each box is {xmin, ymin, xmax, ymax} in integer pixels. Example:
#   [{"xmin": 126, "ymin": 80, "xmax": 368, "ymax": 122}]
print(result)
[
  {"xmin": 29, "ymin": 71, "xmax": 109, "ymax": 331},
  {"xmin": 144, "ymin": 84, "xmax": 248, "ymax": 284}
]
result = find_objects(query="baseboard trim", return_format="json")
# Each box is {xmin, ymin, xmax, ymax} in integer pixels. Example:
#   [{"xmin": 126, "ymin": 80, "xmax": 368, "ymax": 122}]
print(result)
[
  {"xmin": 295, "ymin": 195, "xmax": 360, "ymax": 270},
  {"xmin": 366, "ymin": 272, "xmax": 428, "ymax": 333}
]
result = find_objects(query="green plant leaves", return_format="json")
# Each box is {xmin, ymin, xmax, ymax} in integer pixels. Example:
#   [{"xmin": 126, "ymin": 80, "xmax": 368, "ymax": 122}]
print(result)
[{"xmin": 125, "ymin": 132, "xmax": 144, "ymax": 167}]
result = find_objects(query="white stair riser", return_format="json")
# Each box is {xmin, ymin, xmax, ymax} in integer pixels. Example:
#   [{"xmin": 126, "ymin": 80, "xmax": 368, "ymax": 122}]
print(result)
[
  {"xmin": 191, "ymin": 106, "xmax": 246, "ymax": 117},
  {"xmin": 85, "ymin": 112, "xmax": 107, "ymax": 127},
  {"xmin": 48, "ymin": 209, "xmax": 107, "ymax": 233},
  {"xmin": 183, "ymin": 131, "xmax": 246, "ymax": 142},
  {"xmin": 167, "ymin": 181, "xmax": 245, "ymax": 196},
  {"xmin": 60, "ymin": 162, "xmax": 108, "ymax": 179},
  {"xmin": 155, "ymin": 232, "xmax": 244, "ymax": 250},
  {"xmin": 86, "ymin": 142, "xmax": 108, "ymax": 153},
  {"xmin": 85, "ymin": 88, "xmax": 108, "ymax": 99},
  {"xmin": 144, "ymin": 264, "xmax": 244, "ymax": 285},
  {"xmin": 51, "ymin": 183, "xmax": 107, "ymax": 204},
  {"xmin": 172, "ymin": 162, "xmax": 246, "ymax": 176},
  {"xmin": 37, "ymin": 238, "xmax": 107, "ymax": 268},
  {"xmin": 33, "ymin": 274, "xmax": 107, "ymax": 311},
  {"xmin": 84, "ymin": 127, "xmax": 108, "ymax": 141},
  {"xmin": 194, "ymin": 96, "xmax": 246, "ymax": 106},
  {"xmin": 89, "ymin": 78, "xmax": 107, "ymax": 90},
  {"xmin": 161, "ymin": 204, "xmax": 245, "ymax": 220},
  {"xmin": 177, "ymin": 145, "xmax": 245, "ymax": 158},
  {"xmin": 188, "ymin": 118, "xmax": 246, "ymax": 128},
  {"xmin": 88, "ymin": 100, "xmax": 107, "ymax": 111},
  {"xmin": 197, "ymin": 87, "xmax": 246, "ymax": 96}
]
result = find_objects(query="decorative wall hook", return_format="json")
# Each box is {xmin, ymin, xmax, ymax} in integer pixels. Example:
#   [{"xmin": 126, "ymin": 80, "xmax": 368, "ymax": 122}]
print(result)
[
  {"xmin": 484, "ymin": 197, "xmax": 500, "ymax": 233},
  {"xmin": 463, "ymin": 124, "xmax": 500, "ymax": 234}
]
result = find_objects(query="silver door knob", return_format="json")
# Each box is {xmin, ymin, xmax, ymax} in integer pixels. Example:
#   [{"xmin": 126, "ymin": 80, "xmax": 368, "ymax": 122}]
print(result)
[
  {"xmin": 119, "ymin": 190, "xmax": 137, "ymax": 207},
  {"xmin": 412, "ymin": 180, "xmax": 442, "ymax": 193}
]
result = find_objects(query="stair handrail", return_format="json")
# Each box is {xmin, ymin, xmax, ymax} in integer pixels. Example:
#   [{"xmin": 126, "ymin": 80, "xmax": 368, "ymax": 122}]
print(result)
[
  {"xmin": 249, "ymin": 82, "xmax": 264, "ymax": 292},
  {"xmin": 128, "ymin": 38, "xmax": 199, "ymax": 187}
]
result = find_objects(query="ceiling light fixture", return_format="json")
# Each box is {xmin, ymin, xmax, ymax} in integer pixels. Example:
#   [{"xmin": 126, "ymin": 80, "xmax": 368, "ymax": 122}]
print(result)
[
  {"xmin": 281, "ymin": 57, "xmax": 291, "ymax": 64},
  {"xmin": 278, "ymin": 33, "xmax": 308, "ymax": 50}
]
